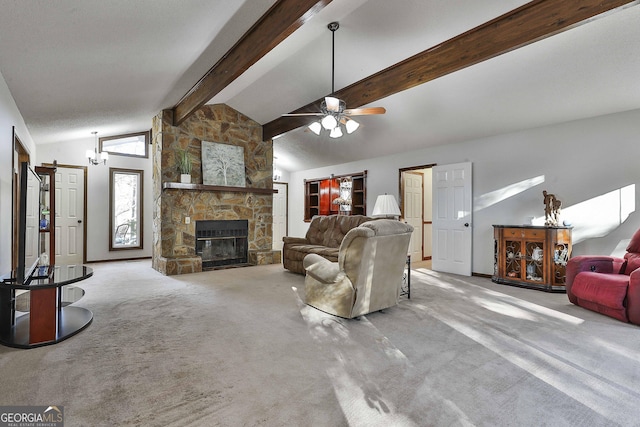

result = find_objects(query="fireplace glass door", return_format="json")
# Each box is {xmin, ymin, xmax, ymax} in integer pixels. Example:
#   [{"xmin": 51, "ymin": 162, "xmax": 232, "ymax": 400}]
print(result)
[{"xmin": 196, "ymin": 220, "xmax": 248, "ymax": 269}]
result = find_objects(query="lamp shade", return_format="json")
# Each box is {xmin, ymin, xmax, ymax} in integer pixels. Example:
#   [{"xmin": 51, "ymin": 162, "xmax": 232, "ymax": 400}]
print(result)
[{"xmin": 372, "ymin": 194, "xmax": 401, "ymax": 218}]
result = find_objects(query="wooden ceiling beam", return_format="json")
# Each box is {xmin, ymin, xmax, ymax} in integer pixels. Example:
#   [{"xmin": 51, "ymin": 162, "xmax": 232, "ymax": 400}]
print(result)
[
  {"xmin": 263, "ymin": 0, "xmax": 638, "ymax": 140},
  {"xmin": 172, "ymin": 0, "xmax": 333, "ymax": 126}
]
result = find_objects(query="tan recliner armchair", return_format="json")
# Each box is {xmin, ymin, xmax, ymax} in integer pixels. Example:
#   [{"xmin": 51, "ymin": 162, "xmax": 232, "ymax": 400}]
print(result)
[{"xmin": 302, "ymin": 219, "xmax": 414, "ymax": 318}]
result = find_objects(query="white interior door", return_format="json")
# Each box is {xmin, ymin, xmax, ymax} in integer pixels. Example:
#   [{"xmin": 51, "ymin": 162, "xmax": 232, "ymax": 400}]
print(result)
[
  {"xmin": 432, "ymin": 162, "xmax": 472, "ymax": 276},
  {"xmin": 423, "ymin": 169, "xmax": 433, "ymax": 259},
  {"xmin": 403, "ymin": 171, "xmax": 423, "ymax": 261},
  {"xmin": 272, "ymin": 182, "xmax": 287, "ymax": 252},
  {"xmin": 55, "ymin": 167, "xmax": 85, "ymax": 265}
]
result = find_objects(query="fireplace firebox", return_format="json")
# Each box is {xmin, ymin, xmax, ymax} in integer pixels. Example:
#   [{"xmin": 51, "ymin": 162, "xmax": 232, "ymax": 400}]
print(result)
[{"xmin": 196, "ymin": 220, "xmax": 248, "ymax": 269}]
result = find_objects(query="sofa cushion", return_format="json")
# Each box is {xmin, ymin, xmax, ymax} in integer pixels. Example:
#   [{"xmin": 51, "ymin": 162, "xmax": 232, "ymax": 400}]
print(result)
[
  {"xmin": 572, "ymin": 272, "xmax": 629, "ymax": 322},
  {"xmin": 305, "ymin": 216, "xmax": 332, "ymax": 245},
  {"xmin": 287, "ymin": 244, "xmax": 339, "ymax": 259},
  {"xmin": 325, "ymin": 216, "xmax": 368, "ymax": 248},
  {"xmin": 305, "ymin": 215, "xmax": 371, "ymax": 248}
]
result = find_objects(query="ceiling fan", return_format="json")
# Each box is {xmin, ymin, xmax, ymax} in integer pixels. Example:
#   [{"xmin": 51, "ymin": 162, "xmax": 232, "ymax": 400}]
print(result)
[{"xmin": 282, "ymin": 22, "xmax": 386, "ymax": 138}]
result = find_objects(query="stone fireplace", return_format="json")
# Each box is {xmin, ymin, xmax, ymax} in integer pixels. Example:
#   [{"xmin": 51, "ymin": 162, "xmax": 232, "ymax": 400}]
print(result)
[{"xmin": 151, "ymin": 104, "xmax": 280, "ymax": 275}]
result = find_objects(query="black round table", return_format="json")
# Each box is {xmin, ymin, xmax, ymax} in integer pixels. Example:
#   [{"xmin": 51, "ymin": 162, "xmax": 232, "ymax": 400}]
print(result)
[{"xmin": 0, "ymin": 265, "xmax": 93, "ymax": 348}]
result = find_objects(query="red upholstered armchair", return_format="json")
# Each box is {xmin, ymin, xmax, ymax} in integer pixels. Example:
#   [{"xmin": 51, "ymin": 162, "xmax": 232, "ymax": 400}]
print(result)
[{"xmin": 566, "ymin": 229, "xmax": 640, "ymax": 325}]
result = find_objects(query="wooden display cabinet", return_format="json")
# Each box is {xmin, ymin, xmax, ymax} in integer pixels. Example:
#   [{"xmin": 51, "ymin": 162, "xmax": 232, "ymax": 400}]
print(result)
[
  {"xmin": 305, "ymin": 180, "xmax": 320, "ymax": 219},
  {"xmin": 492, "ymin": 225, "xmax": 572, "ymax": 292},
  {"xmin": 304, "ymin": 171, "xmax": 367, "ymax": 221},
  {"xmin": 350, "ymin": 174, "xmax": 366, "ymax": 216},
  {"xmin": 35, "ymin": 165, "xmax": 56, "ymax": 266}
]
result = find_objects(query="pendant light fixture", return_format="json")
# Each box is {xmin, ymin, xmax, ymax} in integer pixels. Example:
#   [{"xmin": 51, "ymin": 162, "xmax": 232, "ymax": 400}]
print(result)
[{"xmin": 86, "ymin": 131, "xmax": 109, "ymax": 165}]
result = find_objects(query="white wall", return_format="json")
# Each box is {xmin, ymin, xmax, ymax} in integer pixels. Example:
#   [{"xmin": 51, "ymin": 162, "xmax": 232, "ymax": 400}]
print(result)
[
  {"xmin": 37, "ymin": 137, "xmax": 153, "ymax": 262},
  {"xmin": 288, "ymin": 108, "xmax": 640, "ymax": 275},
  {"xmin": 0, "ymin": 72, "xmax": 35, "ymax": 273},
  {"xmin": 275, "ymin": 169, "xmax": 290, "ymax": 185}
]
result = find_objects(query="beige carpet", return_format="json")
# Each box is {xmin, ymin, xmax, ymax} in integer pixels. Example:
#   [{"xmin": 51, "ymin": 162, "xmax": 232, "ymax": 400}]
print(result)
[{"xmin": 1, "ymin": 260, "xmax": 639, "ymax": 426}]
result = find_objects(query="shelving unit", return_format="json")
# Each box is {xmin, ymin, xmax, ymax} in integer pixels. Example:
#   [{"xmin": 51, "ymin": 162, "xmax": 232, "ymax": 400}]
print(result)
[
  {"xmin": 305, "ymin": 181, "xmax": 320, "ymax": 219},
  {"xmin": 351, "ymin": 173, "xmax": 366, "ymax": 216},
  {"xmin": 35, "ymin": 166, "xmax": 56, "ymax": 266},
  {"xmin": 304, "ymin": 171, "xmax": 367, "ymax": 221}
]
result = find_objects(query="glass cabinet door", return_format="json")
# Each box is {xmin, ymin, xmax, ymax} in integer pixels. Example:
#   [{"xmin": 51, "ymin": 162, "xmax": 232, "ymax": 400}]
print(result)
[
  {"xmin": 504, "ymin": 240, "xmax": 521, "ymax": 279},
  {"xmin": 525, "ymin": 241, "xmax": 544, "ymax": 282}
]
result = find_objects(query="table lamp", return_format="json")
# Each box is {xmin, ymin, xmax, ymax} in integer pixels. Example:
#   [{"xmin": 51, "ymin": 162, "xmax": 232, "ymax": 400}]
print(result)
[{"xmin": 372, "ymin": 194, "xmax": 401, "ymax": 220}]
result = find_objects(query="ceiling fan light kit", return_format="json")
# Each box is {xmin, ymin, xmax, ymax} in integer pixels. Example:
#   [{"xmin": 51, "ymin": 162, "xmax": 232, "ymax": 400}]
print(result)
[
  {"xmin": 321, "ymin": 114, "xmax": 338, "ymax": 130},
  {"xmin": 284, "ymin": 21, "xmax": 385, "ymax": 139}
]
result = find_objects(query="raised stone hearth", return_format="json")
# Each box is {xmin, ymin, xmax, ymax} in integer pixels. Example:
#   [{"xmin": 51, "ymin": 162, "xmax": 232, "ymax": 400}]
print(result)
[{"xmin": 151, "ymin": 104, "xmax": 280, "ymax": 275}]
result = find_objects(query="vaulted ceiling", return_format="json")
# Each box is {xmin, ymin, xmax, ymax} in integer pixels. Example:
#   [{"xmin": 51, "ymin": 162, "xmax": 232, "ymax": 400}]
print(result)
[{"xmin": 1, "ymin": 1, "xmax": 639, "ymax": 172}]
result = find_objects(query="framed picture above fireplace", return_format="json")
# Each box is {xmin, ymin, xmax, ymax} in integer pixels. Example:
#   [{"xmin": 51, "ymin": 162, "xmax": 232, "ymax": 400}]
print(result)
[{"xmin": 202, "ymin": 141, "xmax": 246, "ymax": 187}]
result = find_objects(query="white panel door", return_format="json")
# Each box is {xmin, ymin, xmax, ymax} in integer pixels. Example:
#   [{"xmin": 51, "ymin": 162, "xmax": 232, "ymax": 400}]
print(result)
[
  {"xmin": 272, "ymin": 183, "xmax": 288, "ymax": 252},
  {"xmin": 432, "ymin": 162, "xmax": 472, "ymax": 276},
  {"xmin": 423, "ymin": 168, "xmax": 433, "ymax": 259},
  {"xmin": 55, "ymin": 167, "xmax": 85, "ymax": 265},
  {"xmin": 403, "ymin": 171, "xmax": 423, "ymax": 261}
]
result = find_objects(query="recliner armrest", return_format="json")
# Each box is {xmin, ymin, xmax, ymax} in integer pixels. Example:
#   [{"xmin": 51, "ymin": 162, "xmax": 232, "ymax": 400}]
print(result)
[
  {"xmin": 567, "ymin": 255, "xmax": 623, "ymax": 277},
  {"xmin": 566, "ymin": 255, "xmax": 625, "ymax": 302},
  {"xmin": 303, "ymin": 253, "xmax": 343, "ymax": 284}
]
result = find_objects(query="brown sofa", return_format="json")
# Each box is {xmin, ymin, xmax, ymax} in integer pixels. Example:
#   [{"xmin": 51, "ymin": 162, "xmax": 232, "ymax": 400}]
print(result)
[{"xmin": 282, "ymin": 215, "xmax": 372, "ymax": 274}]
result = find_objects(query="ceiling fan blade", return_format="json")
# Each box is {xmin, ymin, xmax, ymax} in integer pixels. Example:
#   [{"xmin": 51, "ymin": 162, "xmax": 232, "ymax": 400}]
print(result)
[
  {"xmin": 343, "ymin": 107, "xmax": 386, "ymax": 116},
  {"xmin": 282, "ymin": 112, "xmax": 324, "ymax": 116}
]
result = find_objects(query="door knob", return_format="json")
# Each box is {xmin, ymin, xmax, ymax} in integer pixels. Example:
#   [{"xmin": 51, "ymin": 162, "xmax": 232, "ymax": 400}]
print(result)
[
  {"xmin": 78, "ymin": 220, "xmax": 82, "ymax": 224},
  {"xmin": 464, "ymin": 223, "xmax": 469, "ymax": 227}
]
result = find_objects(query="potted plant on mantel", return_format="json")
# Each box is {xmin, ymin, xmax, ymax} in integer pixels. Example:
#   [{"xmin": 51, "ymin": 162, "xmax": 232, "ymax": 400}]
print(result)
[{"xmin": 177, "ymin": 149, "xmax": 193, "ymax": 184}]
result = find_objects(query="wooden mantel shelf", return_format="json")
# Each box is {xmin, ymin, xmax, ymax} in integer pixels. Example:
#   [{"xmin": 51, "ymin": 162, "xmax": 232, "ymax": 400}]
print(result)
[{"xmin": 162, "ymin": 182, "xmax": 277, "ymax": 194}]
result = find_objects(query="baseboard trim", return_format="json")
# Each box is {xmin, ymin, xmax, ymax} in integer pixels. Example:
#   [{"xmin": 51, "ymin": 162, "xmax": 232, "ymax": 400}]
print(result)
[
  {"xmin": 472, "ymin": 272, "xmax": 492, "ymax": 279},
  {"xmin": 86, "ymin": 256, "xmax": 152, "ymax": 264}
]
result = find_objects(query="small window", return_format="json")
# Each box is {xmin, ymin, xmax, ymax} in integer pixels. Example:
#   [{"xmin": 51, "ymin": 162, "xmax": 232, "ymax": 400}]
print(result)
[
  {"xmin": 109, "ymin": 168, "xmax": 143, "ymax": 250},
  {"xmin": 100, "ymin": 130, "xmax": 150, "ymax": 158}
]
